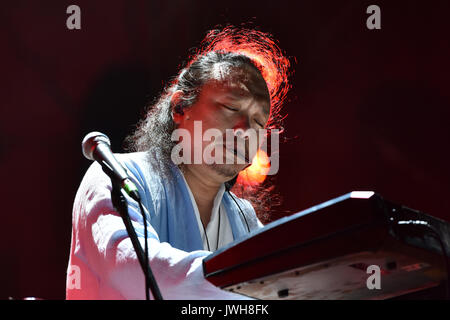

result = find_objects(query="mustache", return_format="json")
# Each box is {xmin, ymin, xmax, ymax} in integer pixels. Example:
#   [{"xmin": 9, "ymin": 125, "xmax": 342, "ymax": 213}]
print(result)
[
  {"xmin": 222, "ymin": 136, "xmax": 257, "ymax": 164},
  {"xmin": 224, "ymin": 145, "xmax": 250, "ymax": 163}
]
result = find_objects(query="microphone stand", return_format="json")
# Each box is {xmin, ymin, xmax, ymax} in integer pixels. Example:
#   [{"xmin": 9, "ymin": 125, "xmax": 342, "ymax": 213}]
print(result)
[{"xmin": 110, "ymin": 176, "xmax": 163, "ymax": 300}]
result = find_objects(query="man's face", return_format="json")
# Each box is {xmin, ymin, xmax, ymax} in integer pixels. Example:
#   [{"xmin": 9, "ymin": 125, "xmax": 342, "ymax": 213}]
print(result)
[{"xmin": 174, "ymin": 65, "xmax": 271, "ymax": 183}]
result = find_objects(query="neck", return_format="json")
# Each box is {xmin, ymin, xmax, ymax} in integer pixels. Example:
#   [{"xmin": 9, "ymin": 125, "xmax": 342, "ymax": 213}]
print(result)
[{"xmin": 182, "ymin": 165, "xmax": 222, "ymax": 226}]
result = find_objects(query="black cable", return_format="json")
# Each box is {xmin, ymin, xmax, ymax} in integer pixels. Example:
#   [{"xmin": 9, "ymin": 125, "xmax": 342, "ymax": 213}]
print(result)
[
  {"xmin": 137, "ymin": 199, "xmax": 150, "ymax": 300},
  {"xmin": 200, "ymin": 184, "xmax": 252, "ymax": 252},
  {"xmin": 200, "ymin": 207, "xmax": 222, "ymax": 251},
  {"xmin": 396, "ymin": 220, "xmax": 450, "ymax": 300},
  {"xmin": 110, "ymin": 185, "xmax": 163, "ymax": 300},
  {"xmin": 217, "ymin": 207, "xmax": 221, "ymax": 250},
  {"xmin": 227, "ymin": 190, "xmax": 251, "ymax": 233},
  {"xmin": 201, "ymin": 219, "xmax": 211, "ymax": 252}
]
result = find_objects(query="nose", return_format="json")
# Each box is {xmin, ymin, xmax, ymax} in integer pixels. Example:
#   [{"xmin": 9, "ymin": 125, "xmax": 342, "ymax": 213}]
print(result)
[
  {"xmin": 232, "ymin": 114, "xmax": 251, "ymax": 133},
  {"xmin": 230, "ymin": 116, "xmax": 260, "ymax": 164}
]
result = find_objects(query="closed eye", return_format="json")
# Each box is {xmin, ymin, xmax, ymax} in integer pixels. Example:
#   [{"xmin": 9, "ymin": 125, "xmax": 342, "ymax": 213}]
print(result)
[
  {"xmin": 220, "ymin": 103, "xmax": 239, "ymax": 112},
  {"xmin": 255, "ymin": 120, "xmax": 264, "ymax": 128}
]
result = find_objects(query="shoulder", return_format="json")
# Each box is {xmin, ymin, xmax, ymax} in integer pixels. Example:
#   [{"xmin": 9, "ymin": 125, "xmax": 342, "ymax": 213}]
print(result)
[
  {"xmin": 73, "ymin": 152, "xmax": 163, "ymax": 238},
  {"xmin": 75, "ymin": 151, "xmax": 157, "ymax": 215},
  {"xmin": 79, "ymin": 152, "xmax": 153, "ymax": 194},
  {"xmin": 114, "ymin": 151, "xmax": 152, "ymax": 179}
]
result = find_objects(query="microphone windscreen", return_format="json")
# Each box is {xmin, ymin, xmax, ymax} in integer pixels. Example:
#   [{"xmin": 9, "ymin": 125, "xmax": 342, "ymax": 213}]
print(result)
[{"xmin": 82, "ymin": 131, "xmax": 111, "ymax": 160}]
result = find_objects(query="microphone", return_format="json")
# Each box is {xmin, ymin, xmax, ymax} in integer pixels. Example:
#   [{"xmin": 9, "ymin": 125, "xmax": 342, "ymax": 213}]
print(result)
[{"xmin": 82, "ymin": 132, "xmax": 140, "ymax": 201}]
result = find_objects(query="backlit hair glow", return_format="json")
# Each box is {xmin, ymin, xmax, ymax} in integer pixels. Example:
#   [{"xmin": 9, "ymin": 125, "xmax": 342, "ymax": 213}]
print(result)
[{"xmin": 189, "ymin": 26, "xmax": 292, "ymax": 130}]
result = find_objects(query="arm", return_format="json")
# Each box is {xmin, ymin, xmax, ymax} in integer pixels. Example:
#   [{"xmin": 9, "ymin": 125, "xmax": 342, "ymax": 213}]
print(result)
[{"xmin": 74, "ymin": 162, "xmax": 250, "ymax": 300}]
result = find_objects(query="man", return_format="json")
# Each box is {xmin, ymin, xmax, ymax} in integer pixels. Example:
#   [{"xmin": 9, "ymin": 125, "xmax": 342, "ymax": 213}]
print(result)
[{"xmin": 66, "ymin": 26, "xmax": 290, "ymax": 299}]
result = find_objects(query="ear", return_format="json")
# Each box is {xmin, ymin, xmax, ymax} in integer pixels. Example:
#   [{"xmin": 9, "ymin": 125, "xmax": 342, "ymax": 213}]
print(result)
[{"xmin": 170, "ymin": 90, "xmax": 185, "ymax": 124}]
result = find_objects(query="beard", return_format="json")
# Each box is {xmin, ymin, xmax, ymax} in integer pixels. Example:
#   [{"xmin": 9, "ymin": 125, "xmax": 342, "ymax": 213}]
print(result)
[{"xmin": 207, "ymin": 162, "xmax": 244, "ymax": 178}]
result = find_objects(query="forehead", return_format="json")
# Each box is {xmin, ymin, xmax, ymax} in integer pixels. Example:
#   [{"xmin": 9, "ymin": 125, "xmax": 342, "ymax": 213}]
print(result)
[{"xmin": 205, "ymin": 62, "xmax": 271, "ymax": 113}]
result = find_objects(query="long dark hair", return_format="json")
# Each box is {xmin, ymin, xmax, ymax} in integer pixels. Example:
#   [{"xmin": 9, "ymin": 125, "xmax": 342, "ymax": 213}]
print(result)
[{"xmin": 126, "ymin": 26, "xmax": 291, "ymax": 223}]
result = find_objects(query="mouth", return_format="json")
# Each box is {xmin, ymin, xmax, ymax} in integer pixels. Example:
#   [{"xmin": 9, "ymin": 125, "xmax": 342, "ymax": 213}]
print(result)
[{"xmin": 224, "ymin": 146, "xmax": 250, "ymax": 163}]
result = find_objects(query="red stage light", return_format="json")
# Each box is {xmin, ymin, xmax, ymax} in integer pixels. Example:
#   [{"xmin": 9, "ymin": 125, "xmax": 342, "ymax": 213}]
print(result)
[
  {"xmin": 193, "ymin": 26, "xmax": 292, "ymax": 130},
  {"xmin": 237, "ymin": 149, "xmax": 271, "ymax": 186}
]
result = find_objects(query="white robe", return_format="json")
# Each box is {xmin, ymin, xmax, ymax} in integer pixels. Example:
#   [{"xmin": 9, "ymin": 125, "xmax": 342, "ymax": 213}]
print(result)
[{"xmin": 66, "ymin": 151, "xmax": 262, "ymax": 299}]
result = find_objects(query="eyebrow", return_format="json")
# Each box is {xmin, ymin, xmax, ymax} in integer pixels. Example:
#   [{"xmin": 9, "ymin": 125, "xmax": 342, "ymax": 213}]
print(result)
[
  {"xmin": 216, "ymin": 80, "xmax": 270, "ymax": 114},
  {"xmin": 225, "ymin": 87, "xmax": 252, "ymax": 99},
  {"xmin": 222, "ymin": 91, "xmax": 270, "ymax": 116}
]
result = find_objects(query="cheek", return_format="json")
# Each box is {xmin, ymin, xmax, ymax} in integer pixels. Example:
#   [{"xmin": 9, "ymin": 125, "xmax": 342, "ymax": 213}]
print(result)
[
  {"xmin": 185, "ymin": 99, "xmax": 240, "ymax": 137},
  {"xmin": 188, "ymin": 102, "xmax": 217, "ymax": 124},
  {"xmin": 201, "ymin": 110, "xmax": 232, "ymax": 132}
]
